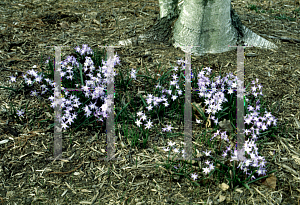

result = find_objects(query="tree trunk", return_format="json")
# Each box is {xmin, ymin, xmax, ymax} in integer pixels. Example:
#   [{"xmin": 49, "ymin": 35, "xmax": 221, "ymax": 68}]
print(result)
[{"xmin": 118, "ymin": 0, "xmax": 278, "ymax": 56}]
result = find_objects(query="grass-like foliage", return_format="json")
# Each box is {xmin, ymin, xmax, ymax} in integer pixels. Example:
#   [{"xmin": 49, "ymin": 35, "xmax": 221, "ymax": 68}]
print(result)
[{"xmin": 3, "ymin": 44, "xmax": 288, "ymax": 192}]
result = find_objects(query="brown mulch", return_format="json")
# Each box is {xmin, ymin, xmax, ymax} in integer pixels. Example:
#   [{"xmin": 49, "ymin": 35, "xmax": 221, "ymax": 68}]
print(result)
[{"xmin": 0, "ymin": 0, "xmax": 300, "ymax": 204}]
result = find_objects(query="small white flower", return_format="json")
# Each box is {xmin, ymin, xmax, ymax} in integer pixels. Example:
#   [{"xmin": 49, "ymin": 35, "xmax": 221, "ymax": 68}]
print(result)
[
  {"xmin": 168, "ymin": 141, "xmax": 176, "ymax": 147},
  {"xmin": 202, "ymin": 167, "xmax": 210, "ymax": 175},
  {"xmin": 191, "ymin": 173, "xmax": 198, "ymax": 181},
  {"xmin": 135, "ymin": 119, "xmax": 142, "ymax": 127},
  {"xmin": 9, "ymin": 76, "xmax": 16, "ymax": 82}
]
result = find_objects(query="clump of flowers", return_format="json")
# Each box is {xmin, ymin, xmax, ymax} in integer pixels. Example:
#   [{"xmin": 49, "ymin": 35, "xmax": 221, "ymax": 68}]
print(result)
[
  {"xmin": 5, "ymin": 44, "xmax": 278, "ymax": 189},
  {"xmin": 8, "ymin": 44, "xmax": 120, "ymax": 133}
]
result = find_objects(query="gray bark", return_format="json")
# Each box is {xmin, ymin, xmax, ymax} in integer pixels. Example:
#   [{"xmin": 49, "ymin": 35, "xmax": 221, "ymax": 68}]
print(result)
[{"xmin": 118, "ymin": 0, "xmax": 278, "ymax": 56}]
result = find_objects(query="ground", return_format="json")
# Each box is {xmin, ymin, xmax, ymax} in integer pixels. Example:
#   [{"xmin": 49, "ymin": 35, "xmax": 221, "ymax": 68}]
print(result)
[{"xmin": 0, "ymin": 0, "xmax": 300, "ymax": 204}]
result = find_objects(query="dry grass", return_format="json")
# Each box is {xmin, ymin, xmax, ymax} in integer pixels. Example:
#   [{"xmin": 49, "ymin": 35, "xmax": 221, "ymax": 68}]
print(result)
[{"xmin": 0, "ymin": 0, "xmax": 300, "ymax": 204}]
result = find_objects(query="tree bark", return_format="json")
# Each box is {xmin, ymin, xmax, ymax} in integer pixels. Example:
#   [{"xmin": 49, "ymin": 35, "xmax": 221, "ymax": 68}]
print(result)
[{"xmin": 118, "ymin": 0, "xmax": 278, "ymax": 56}]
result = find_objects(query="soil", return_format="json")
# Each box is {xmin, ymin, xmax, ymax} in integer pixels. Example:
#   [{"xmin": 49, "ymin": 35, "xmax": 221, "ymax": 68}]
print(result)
[{"xmin": 0, "ymin": 0, "xmax": 300, "ymax": 204}]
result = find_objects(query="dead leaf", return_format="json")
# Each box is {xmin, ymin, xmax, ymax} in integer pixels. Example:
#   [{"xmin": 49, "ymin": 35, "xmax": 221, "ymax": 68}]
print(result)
[
  {"xmin": 219, "ymin": 183, "xmax": 229, "ymax": 191},
  {"xmin": 262, "ymin": 174, "xmax": 277, "ymax": 190},
  {"xmin": 218, "ymin": 195, "xmax": 226, "ymax": 203},
  {"xmin": 206, "ymin": 113, "xmax": 211, "ymax": 128}
]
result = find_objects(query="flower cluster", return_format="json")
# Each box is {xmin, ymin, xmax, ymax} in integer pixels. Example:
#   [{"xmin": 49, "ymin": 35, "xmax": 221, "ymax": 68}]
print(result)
[
  {"xmin": 9, "ymin": 44, "xmax": 120, "ymax": 130},
  {"xmin": 129, "ymin": 58, "xmax": 276, "ymax": 182},
  {"xmin": 7, "ymin": 44, "xmax": 277, "ymax": 186}
]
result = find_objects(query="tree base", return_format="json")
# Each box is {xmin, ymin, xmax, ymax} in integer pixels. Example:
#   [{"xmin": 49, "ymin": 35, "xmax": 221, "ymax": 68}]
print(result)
[
  {"xmin": 138, "ymin": 12, "xmax": 179, "ymax": 46},
  {"xmin": 118, "ymin": 11, "xmax": 179, "ymax": 47},
  {"xmin": 118, "ymin": 2, "xmax": 278, "ymax": 52}
]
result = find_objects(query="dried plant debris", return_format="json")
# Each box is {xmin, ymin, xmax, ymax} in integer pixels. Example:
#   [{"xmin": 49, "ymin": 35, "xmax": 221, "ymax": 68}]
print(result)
[
  {"xmin": 0, "ymin": 0, "xmax": 299, "ymax": 204},
  {"xmin": 39, "ymin": 11, "xmax": 81, "ymax": 25}
]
